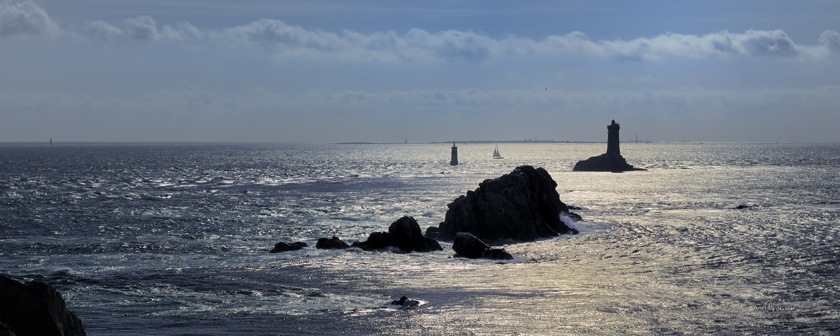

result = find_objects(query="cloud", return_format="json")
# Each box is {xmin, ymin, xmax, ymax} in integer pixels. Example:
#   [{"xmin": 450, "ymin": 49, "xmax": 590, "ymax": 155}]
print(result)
[
  {"xmin": 82, "ymin": 20, "xmax": 124, "ymax": 40},
  {"xmin": 818, "ymin": 30, "xmax": 840, "ymax": 54},
  {"xmin": 121, "ymin": 15, "xmax": 158, "ymax": 41},
  {"xmin": 3, "ymin": 0, "xmax": 836, "ymax": 64},
  {"xmin": 0, "ymin": 0, "xmax": 58, "ymax": 37}
]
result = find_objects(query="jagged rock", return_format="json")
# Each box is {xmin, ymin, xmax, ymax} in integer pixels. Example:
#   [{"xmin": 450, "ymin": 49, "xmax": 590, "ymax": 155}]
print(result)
[
  {"xmin": 269, "ymin": 241, "xmax": 307, "ymax": 253},
  {"xmin": 0, "ymin": 275, "xmax": 87, "ymax": 336},
  {"xmin": 438, "ymin": 165, "xmax": 577, "ymax": 242},
  {"xmin": 452, "ymin": 232, "xmax": 513, "ymax": 260},
  {"xmin": 353, "ymin": 217, "xmax": 443, "ymax": 252},
  {"xmin": 315, "ymin": 236, "xmax": 350, "ymax": 249}
]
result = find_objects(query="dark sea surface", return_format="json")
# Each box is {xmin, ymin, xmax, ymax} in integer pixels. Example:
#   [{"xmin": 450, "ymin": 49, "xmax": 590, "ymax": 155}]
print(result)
[{"xmin": 1, "ymin": 142, "xmax": 839, "ymax": 335}]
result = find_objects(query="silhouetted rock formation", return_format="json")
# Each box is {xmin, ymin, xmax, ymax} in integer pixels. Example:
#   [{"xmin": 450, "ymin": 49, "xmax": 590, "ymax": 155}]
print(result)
[
  {"xmin": 390, "ymin": 296, "xmax": 420, "ymax": 308},
  {"xmin": 353, "ymin": 216, "xmax": 443, "ymax": 252},
  {"xmin": 452, "ymin": 232, "xmax": 513, "ymax": 260},
  {"xmin": 315, "ymin": 236, "xmax": 350, "ymax": 249},
  {"xmin": 573, "ymin": 120, "xmax": 644, "ymax": 172},
  {"xmin": 437, "ymin": 165, "xmax": 578, "ymax": 242},
  {"xmin": 0, "ymin": 275, "xmax": 87, "ymax": 336},
  {"xmin": 269, "ymin": 241, "xmax": 308, "ymax": 253},
  {"xmin": 573, "ymin": 153, "xmax": 638, "ymax": 172}
]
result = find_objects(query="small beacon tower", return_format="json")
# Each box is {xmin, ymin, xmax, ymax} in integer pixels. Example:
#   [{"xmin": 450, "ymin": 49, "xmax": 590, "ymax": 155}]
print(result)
[
  {"xmin": 450, "ymin": 143, "xmax": 459, "ymax": 166},
  {"xmin": 606, "ymin": 120, "xmax": 620, "ymax": 157}
]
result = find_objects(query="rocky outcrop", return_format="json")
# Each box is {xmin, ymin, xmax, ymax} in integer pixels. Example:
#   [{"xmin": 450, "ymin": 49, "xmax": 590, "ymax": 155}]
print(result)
[
  {"xmin": 353, "ymin": 216, "xmax": 443, "ymax": 252},
  {"xmin": 269, "ymin": 241, "xmax": 308, "ymax": 253},
  {"xmin": 390, "ymin": 296, "xmax": 420, "ymax": 308},
  {"xmin": 437, "ymin": 165, "xmax": 577, "ymax": 242},
  {"xmin": 0, "ymin": 275, "xmax": 87, "ymax": 336},
  {"xmin": 572, "ymin": 153, "xmax": 642, "ymax": 172},
  {"xmin": 315, "ymin": 236, "xmax": 350, "ymax": 249},
  {"xmin": 573, "ymin": 120, "xmax": 644, "ymax": 172},
  {"xmin": 452, "ymin": 232, "xmax": 513, "ymax": 260}
]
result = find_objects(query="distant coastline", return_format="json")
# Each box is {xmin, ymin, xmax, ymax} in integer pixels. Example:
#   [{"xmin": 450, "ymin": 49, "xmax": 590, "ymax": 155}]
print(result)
[{"xmin": 335, "ymin": 140, "xmax": 650, "ymax": 145}]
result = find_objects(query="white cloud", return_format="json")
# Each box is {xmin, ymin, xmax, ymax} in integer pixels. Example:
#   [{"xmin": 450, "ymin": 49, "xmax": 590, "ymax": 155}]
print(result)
[
  {"xmin": 121, "ymin": 15, "xmax": 158, "ymax": 41},
  {"xmin": 82, "ymin": 20, "xmax": 124, "ymax": 40},
  {"xmin": 818, "ymin": 30, "xmax": 840, "ymax": 54},
  {"xmin": 0, "ymin": 0, "xmax": 58, "ymax": 37},
  {"xmin": 3, "ymin": 0, "xmax": 836, "ymax": 63}
]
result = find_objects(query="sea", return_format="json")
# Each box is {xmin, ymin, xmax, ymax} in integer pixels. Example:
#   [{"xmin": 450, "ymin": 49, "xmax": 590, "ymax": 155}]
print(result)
[{"xmin": 1, "ymin": 142, "xmax": 838, "ymax": 335}]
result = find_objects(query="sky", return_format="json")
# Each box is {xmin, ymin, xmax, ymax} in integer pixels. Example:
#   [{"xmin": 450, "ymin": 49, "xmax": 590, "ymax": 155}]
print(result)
[{"xmin": 1, "ymin": 0, "xmax": 839, "ymax": 143}]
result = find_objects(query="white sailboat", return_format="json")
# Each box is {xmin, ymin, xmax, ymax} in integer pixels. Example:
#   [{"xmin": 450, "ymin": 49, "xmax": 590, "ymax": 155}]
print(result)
[{"xmin": 493, "ymin": 145, "xmax": 503, "ymax": 159}]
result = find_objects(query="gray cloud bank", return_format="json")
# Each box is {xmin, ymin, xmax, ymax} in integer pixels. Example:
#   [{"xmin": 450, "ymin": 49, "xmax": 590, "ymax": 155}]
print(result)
[{"xmin": 2, "ymin": 0, "xmax": 838, "ymax": 63}]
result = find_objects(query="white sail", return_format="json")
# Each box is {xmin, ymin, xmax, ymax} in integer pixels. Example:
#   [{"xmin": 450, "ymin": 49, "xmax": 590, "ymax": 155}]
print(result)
[{"xmin": 493, "ymin": 145, "xmax": 503, "ymax": 159}]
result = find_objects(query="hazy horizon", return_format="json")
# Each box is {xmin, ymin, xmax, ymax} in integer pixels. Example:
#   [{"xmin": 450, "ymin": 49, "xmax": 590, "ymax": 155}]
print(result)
[{"xmin": 2, "ymin": 0, "xmax": 839, "ymax": 143}]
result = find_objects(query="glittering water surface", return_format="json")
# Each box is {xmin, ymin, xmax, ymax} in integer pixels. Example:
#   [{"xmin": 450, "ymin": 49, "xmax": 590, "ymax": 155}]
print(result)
[{"xmin": 1, "ymin": 142, "xmax": 839, "ymax": 335}]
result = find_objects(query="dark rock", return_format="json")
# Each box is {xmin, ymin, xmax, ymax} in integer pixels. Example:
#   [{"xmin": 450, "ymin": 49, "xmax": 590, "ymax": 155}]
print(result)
[
  {"xmin": 438, "ymin": 165, "xmax": 577, "ymax": 242},
  {"xmin": 352, "ymin": 231, "xmax": 394, "ymax": 250},
  {"xmin": 390, "ymin": 296, "xmax": 420, "ymax": 308},
  {"xmin": 573, "ymin": 153, "xmax": 643, "ymax": 172},
  {"xmin": 424, "ymin": 226, "xmax": 440, "ymax": 240},
  {"xmin": 481, "ymin": 248, "xmax": 514, "ymax": 260},
  {"xmin": 315, "ymin": 236, "xmax": 350, "ymax": 249},
  {"xmin": 452, "ymin": 232, "xmax": 513, "ymax": 260},
  {"xmin": 0, "ymin": 275, "xmax": 87, "ymax": 336},
  {"xmin": 452, "ymin": 232, "xmax": 489, "ymax": 258},
  {"xmin": 354, "ymin": 217, "xmax": 443, "ymax": 252},
  {"xmin": 388, "ymin": 216, "xmax": 442, "ymax": 252},
  {"xmin": 269, "ymin": 241, "xmax": 307, "ymax": 253}
]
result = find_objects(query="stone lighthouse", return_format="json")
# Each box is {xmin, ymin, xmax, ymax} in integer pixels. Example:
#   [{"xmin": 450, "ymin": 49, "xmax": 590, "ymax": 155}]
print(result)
[
  {"xmin": 607, "ymin": 119, "xmax": 620, "ymax": 157},
  {"xmin": 450, "ymin": 143, "xmax": 458, "ymax": 166}
]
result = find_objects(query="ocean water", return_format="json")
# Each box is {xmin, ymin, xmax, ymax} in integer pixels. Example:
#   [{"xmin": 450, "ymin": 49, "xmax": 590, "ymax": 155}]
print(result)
[{"xmin": 1, "ymin": 142, "xmax": 839, "ymax": 335}]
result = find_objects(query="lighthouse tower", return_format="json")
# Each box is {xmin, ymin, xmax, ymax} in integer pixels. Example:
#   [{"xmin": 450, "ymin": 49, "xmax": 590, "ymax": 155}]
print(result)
[
  {"xmin": 606, "ymin": 120, "xmax": 621, "ymax": 158},
  {"xmin": 450, "ymin": 143, "xmax": 459, "ymax": 166}
]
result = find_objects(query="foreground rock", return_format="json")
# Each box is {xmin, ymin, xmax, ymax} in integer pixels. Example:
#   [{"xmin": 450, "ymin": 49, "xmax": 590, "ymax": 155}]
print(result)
[
  {"xmin": 269, "ymin": 241, "xmax": 308, "ymax": 253},
  {"xmin": 316, "ymin": 236, "xmax": 350, "ymax": 249},
  {"xmin": 437, "ymin": 165, "xmax": 577, "ymax": 242},
  {"xmin": 0, "ymin": 275, "xmax": 87, "ymax": 336},
  {"xmin": 452, "ymin": 232, "xmax": 513, "ymax": 260},
  {"xmin": 353, "ymin": 216, "xmax": 443, "ymax": 252}
]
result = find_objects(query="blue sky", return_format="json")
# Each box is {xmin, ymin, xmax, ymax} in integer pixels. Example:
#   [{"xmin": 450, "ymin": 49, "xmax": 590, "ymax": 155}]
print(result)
[{"xmin": 2, "ymin": 0, "xmax": 839, "ymax": 142}]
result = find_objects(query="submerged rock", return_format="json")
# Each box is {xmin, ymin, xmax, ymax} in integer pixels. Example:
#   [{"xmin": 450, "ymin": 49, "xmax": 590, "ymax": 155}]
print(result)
[
  {"xmin": 315, "ymin": 236, "xmax": 350, "ymax": 249},
  {"xmin": 0, "ymin": 275, "xmax": 87, "ymax": 336},
  {"xmin": 452, "ymin": 232, "xmax": 513, "ymax": 260},
  {"xmin": 438, "ymin": 165, "xmax": 577, "ymax": 242},
  {"xmin": 269, "ymin": 241, "xmax": 308, "ymax": 253},
  {"xmin": 353, "ymin": 216, "xmax": 443, "ymax": 252},
  {"xmin": 390, "ymin": 296, "xmax": 420, "ymax": 308}
]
